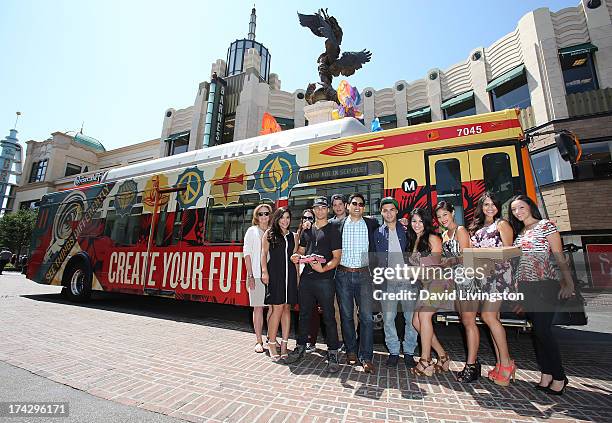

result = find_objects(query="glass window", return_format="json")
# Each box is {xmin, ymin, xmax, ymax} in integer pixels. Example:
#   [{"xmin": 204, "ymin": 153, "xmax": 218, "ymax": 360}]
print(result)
[
  {"xmin": 434, "ymin": 159, "xmax": 464, "ymax": 225},
  {"xmin": 532, "ymin": 149, "xmax": 573, "ymax": 186},
  {"xmin": 171, "ymin": 209, "xmax": 183, "ymax": 245},
  {"xmin": 19, "ymin": 199, "xmax": 39, "ymax": 210},
  {"xmin": 408, "ymin": 112, "xmax": 431, "ymax": 126},
  {"xmin": 482, "ymin": 153, "xmax": 515, "ymax": 215},
  {"xmin": 572, "ymin": 140, "xmax": 612, "ymax": 180},
  {"xmin": 155, "ymin": 209, "xmax": 171, "ymax": 247},
  {"xmin": 379, "ymin": 114, "xmax": 397, "ymax": 130},
  {"xmin": 167, "ymin": 135, "xmax": 189, "ymax": 156},
  {"xmin": 560, "ymin": 52, "xmax": 598, "ymax": 95},
  {"xmin": 490, "ymin": 72, "xmax": 531, "ymax": 111},
  {"xmin": 28, "ymin": 159, "xmax": 48, "ymax": 183},
  {"xmin": 444, "ymin": 99, "xmax": 476, "ymax": 120},
  {"xmin": 236, "ymin": 48, "xmax": 244, "ymax": 72},
  {"xmin": 288, "ymin": 178, "xmax": 384, "ymax": 228},
  {"xmin": 205, "ymin": 198, "xmax": 250, "ymax": 243},
  {"xmin": 532, "ymin": 152, "xmax": 555, "ymax": 185},
  {"xmin": 222, "ymin": 114, "xmax": 236, "ymax": 144},
  {"xmin": 64, "ymin": 163, "xmax": 82, "ymax": 177},
  {"xmin": 275, "ymin": 117, "xmax": 294, "ymax": 130}
]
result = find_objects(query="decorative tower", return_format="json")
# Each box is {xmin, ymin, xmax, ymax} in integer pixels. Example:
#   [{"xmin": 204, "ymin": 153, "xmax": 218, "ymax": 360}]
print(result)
[
  {"xmin": 0, "ymin": 112, "xmax": 23, "ymax": 214},
  {"xmin": 248, "ymin": 6, "xmax": 256, "ymax": 41},
  {"xmin": 225, "ymin": 6, "xmax": 271, "ymax": 81}
]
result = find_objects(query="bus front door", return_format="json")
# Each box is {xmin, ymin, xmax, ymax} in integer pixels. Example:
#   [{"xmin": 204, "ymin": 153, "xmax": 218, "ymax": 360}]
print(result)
[{"xmin": 426, "ymin": 151, "xmax": 471, "ymax": 226}]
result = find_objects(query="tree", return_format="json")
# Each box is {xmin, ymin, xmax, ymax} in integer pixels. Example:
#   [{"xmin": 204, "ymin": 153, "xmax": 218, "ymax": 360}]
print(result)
[{"xmin": 0, "ymin": 209, "xmax": 37, "ymax": 255}]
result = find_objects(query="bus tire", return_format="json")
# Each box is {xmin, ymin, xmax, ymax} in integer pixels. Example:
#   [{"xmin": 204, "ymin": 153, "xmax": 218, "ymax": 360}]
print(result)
[{"xmin": 62, "ymin": 258, "xmax": 92, "ymax": 302}]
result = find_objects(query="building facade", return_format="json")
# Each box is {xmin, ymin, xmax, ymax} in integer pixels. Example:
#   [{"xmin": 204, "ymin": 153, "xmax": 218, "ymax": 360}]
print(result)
[{"xmin": 13, "ymin": 1, "xmax": 612, "ymax": 285}]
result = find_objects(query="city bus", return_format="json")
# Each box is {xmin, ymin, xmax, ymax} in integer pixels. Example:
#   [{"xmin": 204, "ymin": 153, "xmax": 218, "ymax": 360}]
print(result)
[{"xmin": 27, "ymin": 109, "xmax": 533, "ymax": 304}]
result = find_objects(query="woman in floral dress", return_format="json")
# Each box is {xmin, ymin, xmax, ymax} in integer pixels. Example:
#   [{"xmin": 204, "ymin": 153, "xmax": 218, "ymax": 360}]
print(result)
[{"xmin": 466, "ymin": 192, "xmax": 515, "ymax": 385}]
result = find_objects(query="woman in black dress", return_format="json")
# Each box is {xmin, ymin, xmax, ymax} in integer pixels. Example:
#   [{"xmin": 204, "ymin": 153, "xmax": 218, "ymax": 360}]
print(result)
[{"xmin": 261, "ymin": 207, "xmax": 299, "ymax": 361}]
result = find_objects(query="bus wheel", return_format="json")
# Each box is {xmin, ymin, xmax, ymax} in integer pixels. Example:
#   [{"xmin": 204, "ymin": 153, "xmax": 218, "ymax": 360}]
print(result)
[{"xmin": 63, "ymin": 262, "xmax": 92, "ymax": 302}]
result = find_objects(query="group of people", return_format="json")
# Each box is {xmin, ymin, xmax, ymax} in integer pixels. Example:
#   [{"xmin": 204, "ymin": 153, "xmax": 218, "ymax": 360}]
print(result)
[{"xmin": 242, "ymin": 191, "xmax": 574, "ymax": 395}]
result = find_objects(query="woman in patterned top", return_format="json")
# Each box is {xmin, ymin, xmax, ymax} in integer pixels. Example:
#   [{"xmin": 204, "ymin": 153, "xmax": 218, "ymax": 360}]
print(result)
[
  {"xmin": 465, "ymin": 192, "xmax": 515, "ymax": 385},
  {"xmin": 509, "ymin": 195, "xmax": 574, "ymax": 395},
  {"xmin": 408, "ymin": 208, "xmax": 450, "ymax": 376}
]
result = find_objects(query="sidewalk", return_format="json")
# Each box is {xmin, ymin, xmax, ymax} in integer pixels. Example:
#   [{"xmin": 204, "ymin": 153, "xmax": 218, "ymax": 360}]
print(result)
[{"xmin": 1, "ymin": 273, "xmax": 611, "ymax": 423}]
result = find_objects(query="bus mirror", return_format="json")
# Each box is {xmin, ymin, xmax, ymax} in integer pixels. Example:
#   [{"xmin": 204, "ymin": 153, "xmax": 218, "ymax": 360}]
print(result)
[{"xmin": 555, "ymin": 131, "xmax": 582, "ymax": 164}]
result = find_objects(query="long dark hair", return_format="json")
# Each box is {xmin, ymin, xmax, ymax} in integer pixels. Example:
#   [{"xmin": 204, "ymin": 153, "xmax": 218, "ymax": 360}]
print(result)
[
  {"xmin": 267, "ymin": 207, "xmax": 292, "ymax": 247},
  {"xmin": 468, "ymin": 191, "xmax": 502, "ymax": 236},
  {"xmin": 407, "ymin": 208, "xmax": 437, "ymax": 253},
  {"xmin": 296, "ymin": 208, "xmax": 314, "ymax": 241},
  {"xmin": 507, "ymin": 194, "xmax": 542, "ymax": 238}
]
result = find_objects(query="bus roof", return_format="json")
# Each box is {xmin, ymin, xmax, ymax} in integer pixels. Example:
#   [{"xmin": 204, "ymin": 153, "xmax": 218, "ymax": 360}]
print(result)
[{"xmin": 104, "ymin": 117, "xmax": 369, "ymax": 182}]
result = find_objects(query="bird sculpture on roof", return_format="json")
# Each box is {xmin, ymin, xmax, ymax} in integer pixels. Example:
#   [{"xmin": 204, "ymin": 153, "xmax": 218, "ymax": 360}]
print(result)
[{"xmin": 298, "ymin": 8, "xmax": 372, "ymax": 105}]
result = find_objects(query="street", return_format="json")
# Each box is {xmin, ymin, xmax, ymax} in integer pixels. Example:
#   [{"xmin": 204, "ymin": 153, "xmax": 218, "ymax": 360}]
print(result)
[{"xmin": 1, "ymin": 272, "xmax": 611, "ymax": 423}]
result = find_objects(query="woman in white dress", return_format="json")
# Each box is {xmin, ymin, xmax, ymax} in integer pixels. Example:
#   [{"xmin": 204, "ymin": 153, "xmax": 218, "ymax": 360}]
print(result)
[{"xmin": 243, "ymin": 203, "xmax": 273, "ymax": 352}]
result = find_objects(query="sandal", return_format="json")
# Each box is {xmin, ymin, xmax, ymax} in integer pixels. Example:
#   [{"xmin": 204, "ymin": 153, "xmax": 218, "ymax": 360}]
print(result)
[
  {"xmin": 410, "ymin": 358, "xmax": 435, "ymax": 377},
  {"xmin": 254, "ymin": 342, "xmax": 264, "ymax": 353},
  {"xmin": 488, "ymin": 362, "xmax": 500, "ymax": 380},
  {"xmin": 268, "ymin": 339, "xmax": 281, "ymax": 362},
  {"xmin": 457, "ymin": 360, "xmax": 481, "ymax": 383},
  {"xmin": 491, "ymin": 360, "xmax": 516, "ymax": 386},
  {"xmin": 435, "ymin": 353, "xmax": 451, "ymax": 373},
  {"xmin": 280, "ymin": 339, "xmax": 289, "ymax": 360}
]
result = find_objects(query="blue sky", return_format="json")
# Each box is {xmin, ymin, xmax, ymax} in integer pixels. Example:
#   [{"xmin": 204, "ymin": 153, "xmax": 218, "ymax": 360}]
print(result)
[{"xmin": 1, "ymin": 0, "xmax": 580, "ymax": 151}]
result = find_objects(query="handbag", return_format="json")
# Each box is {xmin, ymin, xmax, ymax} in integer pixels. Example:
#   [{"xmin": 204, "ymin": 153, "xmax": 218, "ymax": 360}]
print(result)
[{"xmin": 553, "ymin": 290, "xmax": 588, "ymax": 326}]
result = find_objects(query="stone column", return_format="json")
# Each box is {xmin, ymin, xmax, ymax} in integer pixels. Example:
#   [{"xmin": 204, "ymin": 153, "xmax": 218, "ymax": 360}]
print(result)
[
  {"xmin": 518, "ymin": 8, "xmax": 569, "ymax": 124},
  {"xmin": 303, "ymin": 101, "xmax": 338, "ymax": 125},
  {"xmin": 394, "ymin": 81, "xmax": 409, "ymax": 128},
  {"xmin": 583, "ymin": 0, "xmax": 612, "ymax": 88},
  {"xmin": 426, "ymin": 69, "xmax": 443, "ymax": 121},
  {"xmin": 469, "ymin": 49, "xmax": 492, "ymax": 114}
]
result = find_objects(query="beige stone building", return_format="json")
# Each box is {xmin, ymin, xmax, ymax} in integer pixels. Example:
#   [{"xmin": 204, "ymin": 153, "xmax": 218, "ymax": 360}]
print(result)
[{"xmin": 13, "ymin": 1, "xmax": 612, "ymax": 285}]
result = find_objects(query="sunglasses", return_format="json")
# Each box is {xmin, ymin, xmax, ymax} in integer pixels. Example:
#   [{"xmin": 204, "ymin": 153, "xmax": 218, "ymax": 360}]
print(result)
[
  {"xmin": 257, "ymin": 211, "xmax": 270, "ymax": 216},
  {"xmin": 350, "ymin": 201, "xmax": 365, "ymax": 207},
  {"xmin": 302, "ymin": 216, "xmax": 314, "ymax": 221}
]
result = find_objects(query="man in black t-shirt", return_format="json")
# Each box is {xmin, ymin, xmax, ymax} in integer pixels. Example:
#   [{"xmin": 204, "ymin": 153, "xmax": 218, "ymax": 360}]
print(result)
[{"xmin": 285, "ymin": 197, "xmax": 342, "ymax": 373}]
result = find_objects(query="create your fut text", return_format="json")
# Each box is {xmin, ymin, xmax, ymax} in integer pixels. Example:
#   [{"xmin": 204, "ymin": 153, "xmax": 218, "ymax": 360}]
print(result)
[{"xmin": 106, "ymin": 249, "xmax": 244, "ymax": 292}]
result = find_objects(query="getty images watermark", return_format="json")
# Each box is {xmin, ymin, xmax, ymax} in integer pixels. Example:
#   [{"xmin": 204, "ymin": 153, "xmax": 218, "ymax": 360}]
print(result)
[{"xmin": 371, "ymin": 264, "xmax": 525, "ymax": 303}]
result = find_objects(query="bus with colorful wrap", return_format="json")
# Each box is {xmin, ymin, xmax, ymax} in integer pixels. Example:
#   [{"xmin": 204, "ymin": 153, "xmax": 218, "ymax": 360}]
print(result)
[{"xmin": 27, "ymin": 109, "xmax": 533, "ymax": 304}]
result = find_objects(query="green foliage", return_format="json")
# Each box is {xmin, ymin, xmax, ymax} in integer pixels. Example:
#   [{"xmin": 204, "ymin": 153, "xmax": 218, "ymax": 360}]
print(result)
[{"xmin": 0, "ymin": 209, "xmax": 37, "ymax": 255}]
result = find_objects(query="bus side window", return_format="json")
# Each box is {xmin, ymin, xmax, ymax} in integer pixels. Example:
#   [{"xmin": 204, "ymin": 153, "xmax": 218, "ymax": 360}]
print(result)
[
  {"xmin": 104, "ymin": 210, "xmax": 117, "ymax": 238},
  {"xmin": 127, "ymin": 206, "xmax": 143, "ymax": 245},
  {"xmin": 205, "ymin": 199, "xmax": 249, "ymax": 243},
  {"xmin": 171, "ymin": 209, "xmax": 183, "ymax": 245},
  {"xmin": 482, "ymin": 153, "xmax": 514, "ymax": 218},
  {"xmin": 434, "ymin": 159, "xmax": 464, "ymax": 225}
]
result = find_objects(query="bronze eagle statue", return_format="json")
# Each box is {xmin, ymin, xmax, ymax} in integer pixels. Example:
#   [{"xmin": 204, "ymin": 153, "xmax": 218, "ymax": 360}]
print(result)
[{"xmin": 298, "ymin": 8, "xmax": 372, "ymax": 104}]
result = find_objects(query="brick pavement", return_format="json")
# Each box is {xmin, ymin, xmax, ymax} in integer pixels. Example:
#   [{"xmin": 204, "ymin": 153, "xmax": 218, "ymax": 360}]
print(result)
[{"xmin": 1, "ymin": 274, "xmax": 611, "ymax": 423}]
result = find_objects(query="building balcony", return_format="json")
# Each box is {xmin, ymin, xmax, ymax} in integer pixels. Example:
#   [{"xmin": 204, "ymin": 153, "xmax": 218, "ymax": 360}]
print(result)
[{"xmin": 566, "ymin": 87, "xmax": 612, "ymax": 118}]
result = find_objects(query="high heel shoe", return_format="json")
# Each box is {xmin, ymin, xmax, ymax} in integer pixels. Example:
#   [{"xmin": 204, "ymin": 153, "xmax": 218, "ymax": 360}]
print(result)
[
  {"xmin": 457, "ymin": 360, "xmax": 481, "ymax": 383},
  {"xmin": 268, "ymin": 339, "xmax": 281, "ymax": 362},
  {"xmin": 546, "ymin": 377, "xmax": 569, "ymax": 395},
  {"xmin": 410, "ymin": 357, "xmax": 435, "ymax": 377},
  {"xmin": 280, "ymin": 339, "xmax": 289, "ymax": 361},
  {"xmin": 435, "ymin": 353, "xmax": 451, "ymax": 373},
  {"xmin": 488, "ymin": 363, "xmax": 500, "ymax": 380},
  {"xmin": 491, "ymin": 360, "xmax": 516, "ymax": 386}
]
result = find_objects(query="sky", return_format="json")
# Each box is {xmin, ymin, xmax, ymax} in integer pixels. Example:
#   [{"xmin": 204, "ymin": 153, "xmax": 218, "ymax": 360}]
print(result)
[{"xmin": 1, "ymin": 0, "xmax": 581, "ymax": 152}]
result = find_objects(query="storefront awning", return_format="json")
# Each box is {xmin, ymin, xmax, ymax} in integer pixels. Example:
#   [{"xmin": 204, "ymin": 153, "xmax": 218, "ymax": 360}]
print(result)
[
  {"xmin": 486, "ymin": 65, "xmax": 526, "ymax": 92},
  {"xmin": 559, "ymin": 42, "xmax": 598, "ymax": 57},
  {"xmin": 440, "ymin": 91, "xmax": 473, "ymax": 110},
  {"xmin": 406, "ymin": 106, "xmax": 431, "ymax": 119}
]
